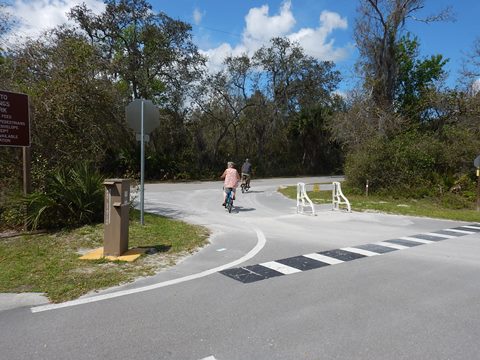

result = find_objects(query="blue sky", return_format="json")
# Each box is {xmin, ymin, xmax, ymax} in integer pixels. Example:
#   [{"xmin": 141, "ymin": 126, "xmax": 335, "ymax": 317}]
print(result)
[{"xmin": 5, "ymin": 0, "xmax": 480, "ymax": 91}]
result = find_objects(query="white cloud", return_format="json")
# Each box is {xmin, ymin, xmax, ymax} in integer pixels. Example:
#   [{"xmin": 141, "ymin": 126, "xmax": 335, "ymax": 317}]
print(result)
[
  {"xmin": 288, "ymin": 10, "xmax": 348, "ymax": 61},
  {"xmin": 3, "ymin": 0, "xmax": 351, "ymax": 75},
  {"xmin": 200, "ymin": 44, "xmax": 234, "ymax": 74},
  {"xmin": 200, "ymin": 43, "xmax": 248, "ymax": 74},
  {"xmin": 5, "ymin": 0, "xmax": 105, "ymax": 43},
  {"xmin": 193, "ymin": 7, "xmax": 204, "ymax": 26},
  {"xmin": 471, "ymin": 78, "xmax": 480, "ymax": 95},
  {"xmin": 202, "ymin": 1, "xmax": 350, "ymax": 73},
  {"xmin": 243, "ymin": 1, "xmax": 295, "ymax": 43}
]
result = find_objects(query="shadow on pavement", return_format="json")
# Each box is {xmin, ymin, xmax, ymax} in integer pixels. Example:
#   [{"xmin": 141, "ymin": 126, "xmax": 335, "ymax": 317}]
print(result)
[
  {"xmin": 145, "ymin": 206, "xmax": 186, "ymax": 219},
  {"xmin": 233, "ymin": 206, "xmax": 256, "ymax": 212}
]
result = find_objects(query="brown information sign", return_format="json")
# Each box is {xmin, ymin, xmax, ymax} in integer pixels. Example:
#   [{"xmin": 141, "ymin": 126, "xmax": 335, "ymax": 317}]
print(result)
[{"xmin": 0, "ymin": 90, "xmax": 30, "ymax": 147}]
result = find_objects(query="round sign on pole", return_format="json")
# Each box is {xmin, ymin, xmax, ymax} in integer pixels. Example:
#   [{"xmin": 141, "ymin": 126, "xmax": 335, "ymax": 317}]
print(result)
[
  {"xmin": 474, "ymin": 155, "xmax": 480, "ymax": 168},
  {"xmin": 126, "ymin": 99, "xmax": 160, "ymax": 134}
]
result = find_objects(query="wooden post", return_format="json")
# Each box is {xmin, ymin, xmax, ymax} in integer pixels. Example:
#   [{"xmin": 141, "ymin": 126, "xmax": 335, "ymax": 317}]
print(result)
[
  {"xmin": 22, "ymin": 146, "xmax": 31, "ymax": 195},
  {"xmin": 22, "ymin": 146, "xmax": 31, "ymax": 231}
]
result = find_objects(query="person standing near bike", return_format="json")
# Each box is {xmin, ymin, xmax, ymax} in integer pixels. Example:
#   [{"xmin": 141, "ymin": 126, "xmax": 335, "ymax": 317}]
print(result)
[
  {"xmin": 221, "ymin": 161, "xmax": 240, "ymax": 206},
  {"xmin": 241, "ymin": 158, "xmax": 253, "ymax": 188}
]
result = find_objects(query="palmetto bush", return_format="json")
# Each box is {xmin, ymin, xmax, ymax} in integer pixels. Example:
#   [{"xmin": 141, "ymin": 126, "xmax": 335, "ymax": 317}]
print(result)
[{"xmin": 26, "ymin": 163, "xmax": 104, "ymax": 229}]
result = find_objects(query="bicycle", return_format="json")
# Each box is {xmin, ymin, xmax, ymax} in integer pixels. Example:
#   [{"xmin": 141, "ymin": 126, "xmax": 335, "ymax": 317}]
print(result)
[
  {"xmin": 240, "ymin": 174, "xmax": 250, "ymax": 193},
  {"xmin": 224, "ymin": 187, "xmax": 234, "ymax": 213}
]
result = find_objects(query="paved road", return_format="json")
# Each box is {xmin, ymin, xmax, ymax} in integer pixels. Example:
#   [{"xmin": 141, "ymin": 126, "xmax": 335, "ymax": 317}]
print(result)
[{"xmin": 1, "ymin": 176, "xmax": 480, "ymax": 360}]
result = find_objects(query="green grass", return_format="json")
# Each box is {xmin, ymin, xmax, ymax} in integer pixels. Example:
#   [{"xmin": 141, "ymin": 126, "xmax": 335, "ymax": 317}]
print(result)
[
  {"xmin": 0, "ymin": 210, "xmax": 209, "ymax": 303},
  {"xmin": 278, "ymin": 184, "xmax": 480, "ymax": 222}
]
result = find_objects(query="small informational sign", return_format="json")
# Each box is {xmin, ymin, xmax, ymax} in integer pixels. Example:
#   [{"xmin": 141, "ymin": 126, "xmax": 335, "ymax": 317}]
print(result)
[
  {"xmin": 0, "ymin": 90, "xmax": 30, "ymax": 147},
  {"xmin": 474, "ymin": 155, "xmax": 480, "ymax": 169},
  {"xmin": 135, "ymin": 133, "xmax": 150, "ymax": 142}
]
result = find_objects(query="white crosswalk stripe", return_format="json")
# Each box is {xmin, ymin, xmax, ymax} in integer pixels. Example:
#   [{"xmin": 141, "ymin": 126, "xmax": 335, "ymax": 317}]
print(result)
[
  {"xmin": 446, "ymin": 228, "xmax": 475, "ymax": 234},
  {"xmin": 341, "ymin": 247, "xmax": 379, "ymax": 257},
  {"xmin": 461, "ymin": 225, "xmax": 480, "ymax": 230},
  {"xmin": 304, "ymin": 253, "xmax": 344, "ymax": 265},
  {"xmin": 400, "ymin": 236, "xmax": 434, "ymax": 244},
  {"xmin": 376, "ymin": 241, "xmax": 409, "ymax": 250},
  {"xmin": 260, "ymin": 261, "xmax": 302, "ymax": 274},
  {"xmin": 424, "ymin": 232, "xmax": 456, "ymax": 239}
]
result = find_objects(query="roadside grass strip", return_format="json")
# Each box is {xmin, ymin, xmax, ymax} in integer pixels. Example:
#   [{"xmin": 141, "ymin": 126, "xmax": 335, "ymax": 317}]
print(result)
[{"xmin": 219, "ymin": 223, "xmax": 480, "ymax": 284}]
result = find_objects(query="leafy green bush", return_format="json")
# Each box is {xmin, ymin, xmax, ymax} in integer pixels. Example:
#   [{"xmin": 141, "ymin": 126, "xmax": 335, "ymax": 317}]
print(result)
[
  {"xmin": 0, "ymin": 192, "xmax": 26, "ymax": 230},
  {"xmin": 344, "ymin": 127, "xmax": 479, "ymax": 201},
  {"xmin": 25, "ymin": 163, "xmax": 104, "ymax": 229}
]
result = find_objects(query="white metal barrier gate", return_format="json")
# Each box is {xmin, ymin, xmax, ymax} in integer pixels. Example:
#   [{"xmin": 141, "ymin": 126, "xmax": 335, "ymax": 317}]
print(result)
[
  {"xmin": 297, "ymin": 182, "xmax": 315, "ymax": 215},
  {"xmin": 332, "ymin": 181, "xmax": 351, "ymax": 212}
]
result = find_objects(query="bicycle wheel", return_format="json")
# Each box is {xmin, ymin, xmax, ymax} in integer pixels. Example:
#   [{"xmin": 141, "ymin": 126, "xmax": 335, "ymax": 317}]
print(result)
[{"xmin": 226, "ymin": 191, "xmax": 233, "ymax": 213}]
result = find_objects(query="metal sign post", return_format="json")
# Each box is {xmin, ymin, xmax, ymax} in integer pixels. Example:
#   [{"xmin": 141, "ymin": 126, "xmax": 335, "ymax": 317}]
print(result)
[
  {"xmin": 126, "ymin": 99, "xmax": 160, "ymax": 225},
  {"xmin": 140, "ymin": 100, "xmax": 145, "ymax": 225}
]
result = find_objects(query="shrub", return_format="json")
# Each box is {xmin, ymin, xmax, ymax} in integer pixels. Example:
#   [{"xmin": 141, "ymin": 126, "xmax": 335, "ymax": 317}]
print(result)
[
  {"xmin": 0, "ymin": 192, "xmax": 26, "ymax": 230},
  {"xmin": 25, "ymin": 163, "xmax": 104, "ymax": 229},
  {"xmin": 344, "ymin": 128, "xmax": 478, "ymax": 200}
]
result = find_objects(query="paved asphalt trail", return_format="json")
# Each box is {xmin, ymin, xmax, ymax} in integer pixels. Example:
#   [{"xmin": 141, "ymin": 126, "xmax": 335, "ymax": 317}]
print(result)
[{"xmin": 1, "ymin": 176, "xmax": 480, "ymax": 360}]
